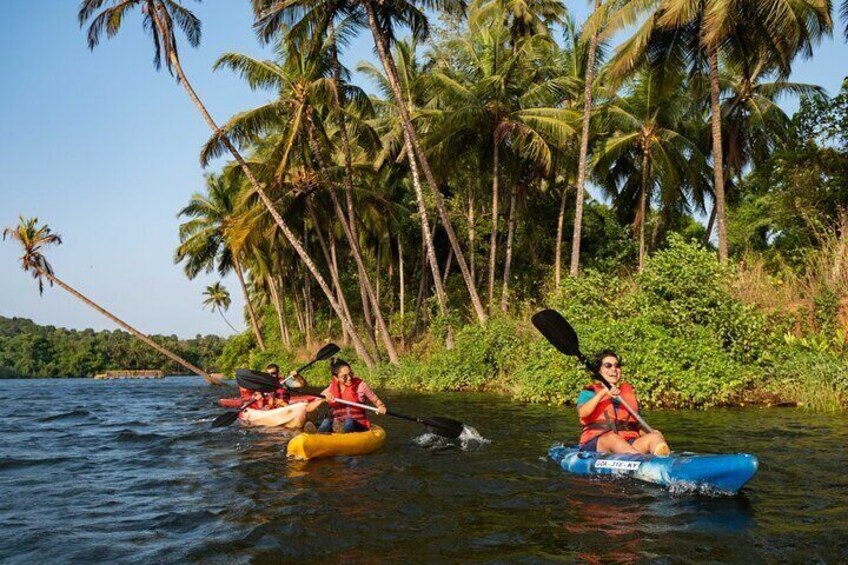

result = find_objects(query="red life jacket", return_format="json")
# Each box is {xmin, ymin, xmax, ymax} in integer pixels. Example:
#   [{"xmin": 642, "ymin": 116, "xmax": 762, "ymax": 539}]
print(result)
[
  {"xmin": 238, "ymin": 384, "xmax": 290, "ymax": 410},
  {"xmin": 328, "ymin": 377, "xmax": 371, "ymax": 429},
  {"xmin": 579, "ymin": 382, "xmax": 641, "ymax": 445}
]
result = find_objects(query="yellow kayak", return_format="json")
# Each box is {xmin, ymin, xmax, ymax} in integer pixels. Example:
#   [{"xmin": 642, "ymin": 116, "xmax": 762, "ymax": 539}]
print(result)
[{"xmin": 286, "ymin": 425, "xmax": 386, "ymax": 460}]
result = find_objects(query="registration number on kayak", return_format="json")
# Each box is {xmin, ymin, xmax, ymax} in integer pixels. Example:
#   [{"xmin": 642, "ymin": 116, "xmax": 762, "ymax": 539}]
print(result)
[{"xmin": 594, "ymin": 460, "xmax": 642, "ymax": 471}]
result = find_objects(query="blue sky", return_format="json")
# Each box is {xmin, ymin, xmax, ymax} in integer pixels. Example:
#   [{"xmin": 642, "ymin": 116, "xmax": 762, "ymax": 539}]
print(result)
[{"xmin": 1, "ymin": 1, "xmax": 846, "ymax": 338}]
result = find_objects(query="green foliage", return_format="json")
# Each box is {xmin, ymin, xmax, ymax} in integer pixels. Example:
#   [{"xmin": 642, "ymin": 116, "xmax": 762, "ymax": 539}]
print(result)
[
  {"xmin": 216, "ymin": 332, "xmax": 254, "ymax": 377},
  {"xmin": 0, "ymin": 316, "xmax": 226, "ymax": 378}
]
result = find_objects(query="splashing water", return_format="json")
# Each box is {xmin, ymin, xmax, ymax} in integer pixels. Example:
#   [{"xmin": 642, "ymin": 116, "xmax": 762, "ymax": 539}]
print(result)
[{"xmin": 413, "ymin": 424, "xmax": 490, "ymax": 452}]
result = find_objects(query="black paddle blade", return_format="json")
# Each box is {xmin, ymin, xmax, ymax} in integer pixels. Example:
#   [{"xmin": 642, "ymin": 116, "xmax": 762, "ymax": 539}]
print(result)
[
  {"xmin": 531, "ymin": 309, "xmax": 580, "ymax": 357},
  {"xmin": 235, "ymin": 369, "xmax": 278, "ymax": 393},
  {"xmin": 422, "ymin": 416, "xmax": 465, "ymax": 439},
  {"xmin": 211, "ymin": 410, "xmax": 241, "ymax": 428},
  {"xmin": 314, "ymin": 343, "xmax": 341, "ymax": 362}
]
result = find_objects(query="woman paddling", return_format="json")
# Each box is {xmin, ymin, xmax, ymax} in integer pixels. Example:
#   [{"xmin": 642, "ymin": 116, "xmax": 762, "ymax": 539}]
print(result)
[
  {"xmin": 308, "ymin": 359, "xmax": 387, "ymax": 433},
  {"xmin": 577, "ymin": 350, "xmax": 670, "ymax": 456}
]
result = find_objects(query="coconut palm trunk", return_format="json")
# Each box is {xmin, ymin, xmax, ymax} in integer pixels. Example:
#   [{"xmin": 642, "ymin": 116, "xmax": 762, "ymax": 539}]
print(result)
[
  {"xmin": 467, "ymin": 187, "xmax": 476, "ymax": 285},
  {"xmin": 266, "ymin": 275, "xmax": 291, "ymax": 349},
  {"xmin": 305, "ymin": 119, "xmax": 400, "ymax": 363},
  {"xmin": 638, "ymin": 150, "xmax": 650, "ymax": 272},
  {"xmin": 570, "ymin": 0, "xmax": 602, "ymax": 277},
  {"xmin": 276, "ymin": 274, "xmax": 292, "ymax": 348},
  {"xmin": 364, "ymin": 2, "xmax": 487, "ymax": 323},
  {"xmin": 500, "ymin": 184, "xmax": 518, "ymax": 312},
  {"xmin": 305, "ymin": 198, "xmax": 368, "ymax": 355},
  {"xmin": 708, "ymin": 47, "xmax": 729, "ymax": 262},
  {"xmin": 554, "ymin": 184, "xmax": 570, "ymax": 287},
  {"xmin": 232, "ymin": 253, "xmax": 266, "ymax": 350},
  {"xmin": 45, "ymin": 271, "xmax": 219, "ymax": 384},
  {"xmin": 328, "ymin": 21, "xmax": 375, "ymax": 332},
  {"xmin": 488, "ymin": 141, "xmax": 500, "ymax": 313},
  {"xmin": 148, "ymin": 8, "xmax": 374, "ymax": 367}
]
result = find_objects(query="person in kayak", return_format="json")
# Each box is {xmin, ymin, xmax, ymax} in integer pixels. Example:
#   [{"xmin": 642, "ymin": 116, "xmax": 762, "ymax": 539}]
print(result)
[
  {"xmin": 577, "ymin": 350, "xmax": 671, "ymax": 456},
  {"xmin": 239, "ymin": 363, "xmax": 315, "ymax": 430},
  {"xmin": 309, "ymin": 358, "xmax": 387, "ymax": 433}
]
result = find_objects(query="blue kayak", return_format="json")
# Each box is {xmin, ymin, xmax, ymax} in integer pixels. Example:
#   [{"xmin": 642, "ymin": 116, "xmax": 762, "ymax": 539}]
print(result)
[{"xmin": 549, "ymin": 443, "xmax": 758, "ymax": 495}]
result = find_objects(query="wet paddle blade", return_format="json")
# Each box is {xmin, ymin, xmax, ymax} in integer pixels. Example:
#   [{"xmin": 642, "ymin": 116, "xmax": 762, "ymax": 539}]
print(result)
[
  {"xmin": 531, "ymin": 309, "xmax": 580, "ymax": 357},
  {"xmin": 212, "ymin": 410, "xmax": 241, "ymax": 428},
  {"xmin": 313, "ymin": 343, "xmax": 340, "ymax": 362},
  {"xmin": 235, "ymin": 369, "xmax": 278, "ymax": 393},
  {"xmin": 422, "ymin": 416, "xmax": 465, "ymax": 439}
]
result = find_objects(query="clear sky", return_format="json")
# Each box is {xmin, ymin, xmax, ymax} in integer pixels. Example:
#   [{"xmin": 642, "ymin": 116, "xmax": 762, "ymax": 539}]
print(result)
[{"xmin": 1, "ymin": 1, "xmax": 846, "ymax": 338}]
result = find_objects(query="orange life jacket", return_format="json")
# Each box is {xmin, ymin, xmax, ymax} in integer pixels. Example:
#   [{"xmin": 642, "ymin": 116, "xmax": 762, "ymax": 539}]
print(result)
[
  {"xmin": 578, "ymin": 382, "xmax": 641, "ymax": 445},
  {"xmin": 328, "ymin": 377, "xmax": 371, "ymax": 429}
]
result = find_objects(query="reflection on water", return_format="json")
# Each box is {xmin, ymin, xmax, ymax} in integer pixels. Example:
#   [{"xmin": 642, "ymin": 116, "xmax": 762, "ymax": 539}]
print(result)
[{"xmin": 1, "ymin": 378, "xmax": 847, "ymax": 563}]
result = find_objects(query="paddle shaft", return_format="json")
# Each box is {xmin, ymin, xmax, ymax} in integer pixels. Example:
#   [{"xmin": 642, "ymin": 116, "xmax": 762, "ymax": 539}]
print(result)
[
  {"xmin": 577, "ymin": 353, "xmax": 655, "ymax": 434},
  {"xmin": 309, "ymin": 393, "xmax": 418, "ymax": 421}
]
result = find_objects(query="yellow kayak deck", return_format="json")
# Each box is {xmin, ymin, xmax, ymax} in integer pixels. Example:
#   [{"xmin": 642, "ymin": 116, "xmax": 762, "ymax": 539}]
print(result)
[{"xmin": 286, "ymin": 425, "xmax": 386, "ymax": 460}]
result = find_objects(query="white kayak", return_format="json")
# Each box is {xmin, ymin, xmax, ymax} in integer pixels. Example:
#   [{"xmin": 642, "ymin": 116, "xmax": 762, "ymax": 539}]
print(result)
[{"xmin": 238, "ymin": 403, "xmax": 309, "ymax": 429}]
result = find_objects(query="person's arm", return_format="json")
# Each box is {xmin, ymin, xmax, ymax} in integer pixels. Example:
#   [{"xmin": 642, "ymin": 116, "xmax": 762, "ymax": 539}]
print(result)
[
  {"xmin": 359, "ymin": 382, "xmax": 387, "ymax": 414},
  {"xmin": 576, "ymin": 387, "xmax": 618, "ymax": 419}
]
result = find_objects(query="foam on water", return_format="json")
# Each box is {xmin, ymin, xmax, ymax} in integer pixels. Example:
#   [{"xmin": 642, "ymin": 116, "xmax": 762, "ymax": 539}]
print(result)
[{"xmin": 412, "ymin": 424, "xmax": 490, "ymax": 451}]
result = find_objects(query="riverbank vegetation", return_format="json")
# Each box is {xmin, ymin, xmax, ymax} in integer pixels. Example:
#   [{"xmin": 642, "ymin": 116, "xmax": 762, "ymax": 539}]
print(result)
[{"xmin": 0, "ymin": 316, "xmax": 225, "ymax": 379}]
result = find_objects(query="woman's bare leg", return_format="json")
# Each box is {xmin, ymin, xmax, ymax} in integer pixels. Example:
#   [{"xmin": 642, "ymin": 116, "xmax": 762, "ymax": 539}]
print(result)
[{"xmin": 597, "ymin": 433, "xmax": 640, "ymax": 454}]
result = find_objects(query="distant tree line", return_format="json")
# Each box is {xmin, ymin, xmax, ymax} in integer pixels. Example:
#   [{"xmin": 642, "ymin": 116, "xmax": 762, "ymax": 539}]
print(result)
[{"xmin": 0, "ymin": 316, "xmax": 226, "ymax": 379}]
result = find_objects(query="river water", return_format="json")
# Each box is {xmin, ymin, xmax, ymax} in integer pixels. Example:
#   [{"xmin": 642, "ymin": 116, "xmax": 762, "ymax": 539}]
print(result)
[{"xmin": 1, "ymin": 377, "xmax": 846, "ymax": 563}]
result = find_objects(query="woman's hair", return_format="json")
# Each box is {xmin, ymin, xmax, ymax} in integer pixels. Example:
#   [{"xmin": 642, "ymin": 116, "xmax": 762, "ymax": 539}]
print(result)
[
  {"xmin": 592, "ymin": 349, "xmax": 620, "ymax": 371},
  {"xmin": 330, "ymin": 358, "xmax": 351, "ymax": 376},
  {"xmin": 265, "ymin": 363, "xmax": 280, "ymax": 373}
]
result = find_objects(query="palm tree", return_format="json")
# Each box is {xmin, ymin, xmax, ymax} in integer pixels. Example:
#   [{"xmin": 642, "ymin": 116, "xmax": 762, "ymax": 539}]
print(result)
[
  {"xmin": 202, "ymin": 282, "xmax": 238, "ymax": 333},
  {"xmin": 590, "ymin": 0, "xmax": 833, "ymax": 262},
  {"xmin": 4, "ymin": 217, "xmax": 220, "ymax": 384},
  {"xmin": 569, "ymin": 0, "xmax": 603, "ymax": 276},
  {"xmin": 427, "ymin": 10, "xmax": 577, "ymax": 311},
  {"xmin": 252, "ymin": 0, "xmax": 490, "ymax": 324},
  {"xmin": 594, "ymin": 67, "xmax": 706, "ymax": 271},
  {"xmin": 175, "ymin": 173, "xmax": 266, "ymax": 350},
  {"xmin": 79, "ymin": 0, "xmax": 376, "ymax": 367}
]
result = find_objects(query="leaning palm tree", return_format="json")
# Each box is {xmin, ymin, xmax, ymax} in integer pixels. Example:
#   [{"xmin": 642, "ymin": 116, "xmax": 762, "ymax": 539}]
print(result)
[
  {"xmin": 202, "ymin": 282, "xmax": 238, "ymax": 333},
  {"xmin": 79, "ymin": 0, "xmax": 375, "ymax": 367},
  {"xmin": 4, "ymin": 217, "xmax": 220, "ymax": 384}
]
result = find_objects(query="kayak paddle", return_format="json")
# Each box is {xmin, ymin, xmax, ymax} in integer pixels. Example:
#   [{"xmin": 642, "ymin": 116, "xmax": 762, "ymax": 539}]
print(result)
[
  {"xmin": 237, "ymin": 370, "xmax": 466, "ymax": 439},
  {"xmin": 211, "ymin": 343, "xmax": 341, "ymax": 428},
  {"xmin": 531, "ymin": 309, "xmax": 655, "ymax": 433}
]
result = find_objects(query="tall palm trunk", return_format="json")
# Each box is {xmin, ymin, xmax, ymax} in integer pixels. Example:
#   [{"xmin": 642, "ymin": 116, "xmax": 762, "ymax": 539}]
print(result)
[
  {"xmin": 637, "ymin": 150, "xmax": 649, "ymax": 273},
  {"xmin": 488, "ymin": 140, "xmax": 500, "ymax": 313},
  {"xmin": 554, "ymin": 184, "xmax": 570, "ymax": 287},
  {"xmin": 232, "ymin": 253, "xmax": 266, "ymax": 351},
  {"xmin": 708, "ymin": 46, "xmax": 729, "ymax": 262},
  {"xmin": 306, "ymin": 119, "xmax": 400, "ymax": 364},
  {"xmin": 570, "ymin": 0, "xmax": 602, "ymax": 277},
  {"xmin": 703, "ymin": 204, "xmax": 717, "ymax": 245},
  {"xmin": 328, "ymin": 21, "xmax": 374, "ymax": 332},
  {"xmin": 216, "ymin": 308, "xmax": 238, "ymax": 333},
  {"xmin": 149, "ymin": 8, "xmax": 374, "ymax": 367},
  {"xmin": 329, "ymin": 232, "xmax": 350, "ymax": 346},
  {"xmin": 398, "ymin": 236, "xmax": 405, "ymax": 345},
  {"xmin": 306, "ymin": 198, "xmax": 369, "ymax": 355},
  {"xmin": 266, "ymin": 274, "xmax": 290, "ymax": 349},
  {"xmin": 500, "ymin": 184, "xmax": 518, "ymax": 312},
  {"xmin": 365, "ymin": 3, "xmax": 487, "ymax": 323},
  {"xmin": 277, "ymin": 274, "xmax": 292, "ymax": 348},
  {"xmin": 44, "ymin": 271, "xmax": 219, "ymax": 384},
  {"xmin": 467, "ymin": 187, "xmax": 476, "ymax": 285}
]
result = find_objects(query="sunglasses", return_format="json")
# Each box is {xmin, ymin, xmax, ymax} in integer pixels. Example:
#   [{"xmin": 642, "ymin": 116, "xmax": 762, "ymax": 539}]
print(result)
[
  {"xmin": 338, "ymin": 372, "xmax": 354, "ymax": 379},
  {"xmin": 601, "ymin": 362, "xmax": 622, "ymax": 369}
]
